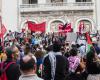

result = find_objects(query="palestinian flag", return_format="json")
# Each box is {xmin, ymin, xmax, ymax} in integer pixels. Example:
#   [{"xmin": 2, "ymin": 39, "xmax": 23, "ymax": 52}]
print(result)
[{"xmin": 85, "ymin": 32, "xmax": 92, "ymax": 52}]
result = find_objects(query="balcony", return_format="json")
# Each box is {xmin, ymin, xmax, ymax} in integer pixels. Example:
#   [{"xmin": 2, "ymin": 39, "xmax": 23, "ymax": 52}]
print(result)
[{"xmin": 20, "ymin": 2, "xmax": 94, "ymax": 13}]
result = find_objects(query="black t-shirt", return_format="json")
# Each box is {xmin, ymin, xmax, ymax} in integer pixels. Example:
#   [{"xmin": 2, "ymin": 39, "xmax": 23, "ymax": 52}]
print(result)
[
  {"xmin": 4, "ymin": 60, "xmax": 21, "ymax": 80},
  {"xmin": 43, "ymin": 54, "xmax": 69, "ymax": 80},
  {"xmin": 87, "ymin": 61, "xmax": 100, "ymax": 74}
]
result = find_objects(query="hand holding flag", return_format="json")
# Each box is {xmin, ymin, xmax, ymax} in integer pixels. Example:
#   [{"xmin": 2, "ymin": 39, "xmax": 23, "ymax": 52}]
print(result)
[{"xmin": 58, "ymin": 23, "xmax": 72, "ymax": 33}]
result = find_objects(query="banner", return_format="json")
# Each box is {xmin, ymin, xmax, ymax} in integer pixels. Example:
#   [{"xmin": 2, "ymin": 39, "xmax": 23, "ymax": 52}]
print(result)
[{"xmin": 27, "ymin": 21, "xmax": 46, "ymax": 32}]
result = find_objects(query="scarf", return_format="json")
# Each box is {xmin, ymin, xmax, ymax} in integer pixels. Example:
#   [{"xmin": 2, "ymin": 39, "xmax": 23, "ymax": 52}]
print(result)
[{"xmin": 48, "ymin": 51, "xmax": 62, "ymax": 80}]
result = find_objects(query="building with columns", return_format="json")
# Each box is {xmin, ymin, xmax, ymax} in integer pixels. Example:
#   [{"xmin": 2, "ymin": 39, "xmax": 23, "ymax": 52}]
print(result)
[{"xmin": 1, "ymin": 0, "xmax": 100, "ymax": 33}]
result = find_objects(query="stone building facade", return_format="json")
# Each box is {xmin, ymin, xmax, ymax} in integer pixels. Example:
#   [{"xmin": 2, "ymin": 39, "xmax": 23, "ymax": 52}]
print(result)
[{"xmin": 19, "ymin": 0, "xmax": 96, "ymax": 33}]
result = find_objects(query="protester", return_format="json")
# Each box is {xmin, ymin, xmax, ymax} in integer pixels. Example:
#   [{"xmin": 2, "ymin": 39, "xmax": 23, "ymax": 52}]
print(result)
[
  {"xmin": 24, "ymin": 43, "xmax": 32, "ymax": 55},
  {"xmin": 68, "ymin": 48, "xmax": 86, "ymax": 80},
  {"xmin": 19, "ymin": 55, "xmax": 43, "ymax": 80},
  {"xmin": 0, "ymin": 30, "xmax": 99, "ymax": 80},
  {"xmin": 43, "ymin": 41, "xmax": 69, "ymax": 80},
  {"xmin": 78, "ymin": 43, "xmax": 86, "ymax": 57},
  {"xmin": 34, "ymin": 50, "xmax": 44, "ymax": 77},
  {"xmin": 0, "ymin": 47, "xmax": 21, "ymax": 80},
  {"xmin": 86, "ymin": 47, "xmax": 100, "ymax": 80}
]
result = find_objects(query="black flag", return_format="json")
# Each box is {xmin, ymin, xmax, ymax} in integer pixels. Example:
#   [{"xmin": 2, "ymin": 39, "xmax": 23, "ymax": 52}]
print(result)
[{"xmin": 62, "ymin": 23, "xmax": 67, "ymax": 30}]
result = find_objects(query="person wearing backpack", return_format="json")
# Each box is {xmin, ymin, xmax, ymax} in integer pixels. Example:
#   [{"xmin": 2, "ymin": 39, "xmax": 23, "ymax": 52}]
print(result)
[{"xmin": 0, "ymin": 47, "xmax": 21, "ymax": 80}]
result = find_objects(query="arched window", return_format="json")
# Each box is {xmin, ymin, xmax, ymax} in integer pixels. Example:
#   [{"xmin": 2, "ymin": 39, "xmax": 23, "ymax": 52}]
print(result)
[
  {"xmin": 50, "ymin": 20, "xmax": 64, "ymax": 32},
  {"xmin": 78, "ymin": 20, "xmax": 92, "ymax": 33}
]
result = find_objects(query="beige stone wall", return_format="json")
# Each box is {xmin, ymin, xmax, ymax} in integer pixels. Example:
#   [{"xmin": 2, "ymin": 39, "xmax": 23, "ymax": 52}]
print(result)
[
  {"xmin": 20, "ymin": 10, "xmax": 94, "ymax": 32},
  {"xmin": 20, "ymin": 11, "xmax": 93, "ymax": 22}
]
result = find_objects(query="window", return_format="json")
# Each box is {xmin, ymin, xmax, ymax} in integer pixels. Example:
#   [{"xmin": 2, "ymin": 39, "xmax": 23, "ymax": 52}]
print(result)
[
  {"xmin": 29, "ymin": 0, "xmax": 37, "ymax": 4},
  {"xmin": 22, "ymin": 0, "xmax": 29, "ymax": 4},
  {"xmin": 51, "ymin": 0, "xmax": 63, "ymax": 3},
  {"xmin": 76, "ymin": 0, "xmax": 91, "ymax": 2}
]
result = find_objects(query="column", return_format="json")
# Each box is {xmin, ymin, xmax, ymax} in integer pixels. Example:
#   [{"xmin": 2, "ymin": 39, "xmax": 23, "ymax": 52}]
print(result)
[
  {"xmin": 19, "ymin": 0, "xmax": 22, "ymax": 5},
  {"xmin": 38, "ymin": 0, "xmax": 46, "ymax": 4},
  {"xmin": 46, "ymin": 0, "xmax": 51, "ymax": 3},
  {"xmin": 96, "ymin": 0, "xmax": 100, "ymax": 30},
  {"xmin": 92, "ymin": 0, "xmax": 96, "ymax": 28},
  {"xmin": 17, "ymin": 0, "xmax": 22, "ymax": 31}
]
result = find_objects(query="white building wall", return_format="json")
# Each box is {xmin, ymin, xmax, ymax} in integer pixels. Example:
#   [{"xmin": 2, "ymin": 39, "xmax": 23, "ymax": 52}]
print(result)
[
  {"xmin": 2, "ymin": 0, "xmax": 18, "ymax": 32},
  {"xmin": 0, "ymin": 0, "xmax": 2, "ymax": 15},
  {"xmin": 38, "ymin": 0, "xmax": 46, "ymax": 4},
  {"xmin": 63, "ymin": 0, "xmax": 67, "ymax": 2},
  {"xmin": 67, "ymin": 0, "xmax": 75, "ymax": 3},
  {"xmin": 96, "ymin": 0, "xmax": 100, "ymax": 30},
  {"xmin": 19, "ymin": 0, "xmax": 22, "ymax": 5},
  {"xmin": 0, "ymin": 0, "xmax": 1, "ymax": 11},
  {"xmin": 1, "ymin": 0, "xmax": 99, "ymax": 32}
]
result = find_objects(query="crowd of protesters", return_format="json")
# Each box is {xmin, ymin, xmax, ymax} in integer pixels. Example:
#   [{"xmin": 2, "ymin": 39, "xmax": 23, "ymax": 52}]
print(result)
[{"xmin": 0, "ymin": 30, "xmax": 100, "ymax": 80}]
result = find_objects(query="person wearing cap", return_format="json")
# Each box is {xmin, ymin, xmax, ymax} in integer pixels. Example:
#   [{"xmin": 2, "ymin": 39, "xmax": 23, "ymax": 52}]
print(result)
[
  {"xmin": 0, "ymin": 47, "xmax": 21, "ymax": 80},
  {"xmin": 19, "ymin": 55, "xmax": 43, "ymax": 80}
]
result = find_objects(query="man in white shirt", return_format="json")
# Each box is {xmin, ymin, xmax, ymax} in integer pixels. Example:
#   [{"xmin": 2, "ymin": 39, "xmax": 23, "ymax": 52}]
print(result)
[{"xmin": 19, "ymin": 55, "xmax": 43, "ymax": 80}]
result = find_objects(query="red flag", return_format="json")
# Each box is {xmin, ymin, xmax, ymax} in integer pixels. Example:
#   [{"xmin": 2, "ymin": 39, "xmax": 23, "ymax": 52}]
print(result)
[
  {"xmin": 27, "ymin": 21, "xmax": 46, "ymax": 32},
  {"xmin": 1, "ymin": 24, "xmax": 7, "ymax": 35},
  {"xmin": 27, "ymin": 21, "xmax": 35, "ymax": 32},
  {"xmin": 0, "ymin": 16, "xmax": 7, "ymax": 51},
  {"xmin": 0, "ymin": 24, "xmax": 7, "ymax": 38},
  {"xmin": 0, "ymin": 16, "xmax": 7, "ymax": 37},
  {"xmin": 65, "ymin": 23, "xmax": 72, "ymax": 32},
  {"xmin": 85, "ymin": 32, "xmax": 92, "ymax": 45},
  {"xmin": 59, "ymin": 23, "xmax": 72, "ymax": 33},
  {"xmin": 0, "ymin": 24, "xmax": 7, "ymax": 51},
  {"xmin": 58, "ymin": 23, "xmax": 63, "ymax": 32},
  {"xmin": 79, "ymin": 21, "xmax": 84, "ymax": 34},
  {"xmin": 0, "ymin": 16, "xmax": 2, "ymax": 34}
]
